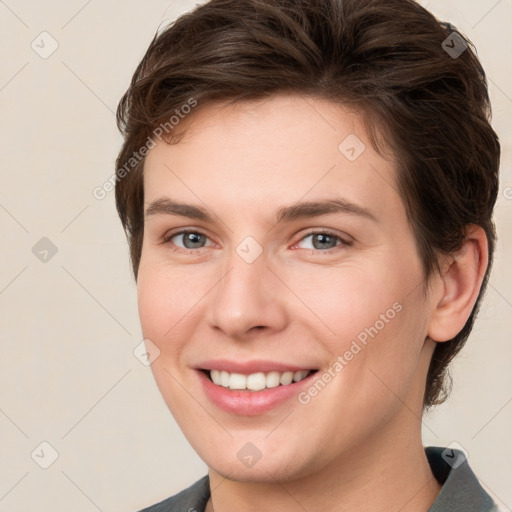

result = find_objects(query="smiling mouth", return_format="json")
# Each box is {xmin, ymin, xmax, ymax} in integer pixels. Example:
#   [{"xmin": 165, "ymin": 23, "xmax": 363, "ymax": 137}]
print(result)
[{"xmin": 201, "ymin": 369, "xmax": 318, "ymax": 392}]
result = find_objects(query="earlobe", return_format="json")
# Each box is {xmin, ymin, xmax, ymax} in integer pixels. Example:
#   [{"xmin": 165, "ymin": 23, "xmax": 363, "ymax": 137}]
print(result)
[{"xmin": 427, "ymin": 225, "xmax": 489, "ymax": 343}]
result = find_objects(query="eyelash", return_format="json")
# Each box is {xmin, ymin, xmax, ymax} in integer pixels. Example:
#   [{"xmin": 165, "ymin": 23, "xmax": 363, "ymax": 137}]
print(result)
[{"xmin": 161, "ymin": 229, "xmax": 352, "ymax": 254}]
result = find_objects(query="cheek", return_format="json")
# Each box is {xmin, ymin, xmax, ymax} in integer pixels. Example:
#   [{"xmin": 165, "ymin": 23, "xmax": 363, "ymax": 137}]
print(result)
[
  {"xmin": 136, "ymin": 265, "xmax": 202, "ymax": 419},
  {"xmin": 136, "ymin": 261, "xmax": 198, "ymax": 355},
  {"xmin": 289, "ymin": 262, "xmax": 408, "ymax": 347},
  {"xmin": 137, "ymin": 271, "xmax": 167, "ymax": 341},
  {"xmin": 290, "ymin": 259, "xmax": 427, "ymax": 399}
]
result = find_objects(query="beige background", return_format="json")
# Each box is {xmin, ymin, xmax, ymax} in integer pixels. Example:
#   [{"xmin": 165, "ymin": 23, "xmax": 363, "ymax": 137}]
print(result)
[{"xmin": 0, "ymin": 0, "xmax": 511, "ymax": 510}]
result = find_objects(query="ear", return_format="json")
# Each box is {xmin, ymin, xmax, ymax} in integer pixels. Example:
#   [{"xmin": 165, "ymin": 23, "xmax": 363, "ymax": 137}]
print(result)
[{"xmin": 427, "ymin": 225, "xmax": 489, "ymax": 343}]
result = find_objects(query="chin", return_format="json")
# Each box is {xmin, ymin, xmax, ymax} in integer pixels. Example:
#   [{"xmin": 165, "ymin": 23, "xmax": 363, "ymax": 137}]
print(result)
[{"xmin": 199, "ymin": 440, "xmax": 317, "ymax": 484}]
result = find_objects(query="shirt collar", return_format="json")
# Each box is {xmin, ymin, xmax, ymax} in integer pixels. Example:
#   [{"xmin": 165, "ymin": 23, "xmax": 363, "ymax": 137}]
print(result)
[{"xmin": 425, "ymin": 446, "xmax": 497, "ymax": 512}]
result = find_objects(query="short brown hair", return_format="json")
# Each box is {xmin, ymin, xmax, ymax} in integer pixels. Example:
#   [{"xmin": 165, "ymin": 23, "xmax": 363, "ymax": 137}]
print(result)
[{"xmin": 115, "ymin": 0, "xmax": 500, "ymax": 408}]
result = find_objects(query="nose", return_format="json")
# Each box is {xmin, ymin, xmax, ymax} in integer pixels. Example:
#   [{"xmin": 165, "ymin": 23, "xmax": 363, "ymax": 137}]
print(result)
[{"xmin": 206, "ymin": 246, "xmax": 288, "ymax": 340}]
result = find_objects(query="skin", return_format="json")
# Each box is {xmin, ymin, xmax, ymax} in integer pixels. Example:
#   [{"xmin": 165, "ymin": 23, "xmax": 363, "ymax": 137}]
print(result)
[{"xmin": 137, "ymin": 94, "xmax": 488, "ymax": 511}]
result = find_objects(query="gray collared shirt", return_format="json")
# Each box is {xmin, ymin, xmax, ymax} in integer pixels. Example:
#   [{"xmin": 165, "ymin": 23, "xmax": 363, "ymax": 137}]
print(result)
[{"xmin": 138, "ymin": 446, "xmax": 498, "ymax": 511}]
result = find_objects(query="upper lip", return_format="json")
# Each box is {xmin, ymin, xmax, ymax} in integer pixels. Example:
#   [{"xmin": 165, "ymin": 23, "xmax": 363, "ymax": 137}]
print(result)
[{"xmin": 196, "ymin": 359, "xmax": 317, "ymax": 374}]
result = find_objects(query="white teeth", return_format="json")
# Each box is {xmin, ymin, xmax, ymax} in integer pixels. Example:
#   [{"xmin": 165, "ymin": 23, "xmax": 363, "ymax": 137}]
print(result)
[
  {"xmin": 293, "ymin": 370, "xmax": 309, "ymax": 382},
  {"xmin": 208, "ymin": 369, "xmax": 313, "ymax": 391},
  {"xmin": 210, "ymin": 369, "xmax": 221, "ymax": 385},
  {"xmin": 229, "ymin": 372, "xmax": 247, "ymax": 390},
  {"xmin": 280, "ymin": 371, "xmax": 294, "ymax": 385},
  {"xmin": 266, "ymin": 371, "xmax": 281, "ymax": 388},
  {"xmin": 247, "ymin": 372, "xmax": 266, "ymax": 391},
  {"xmin": 220, "ymin": 370, "xmax": 230, "ymax": 387}
]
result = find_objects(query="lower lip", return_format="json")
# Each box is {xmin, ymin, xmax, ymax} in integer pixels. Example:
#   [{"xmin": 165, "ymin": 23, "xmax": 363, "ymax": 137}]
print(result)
[{"xmin": 197, "ymin": 370, "xmax": 317, "ymax": 416}]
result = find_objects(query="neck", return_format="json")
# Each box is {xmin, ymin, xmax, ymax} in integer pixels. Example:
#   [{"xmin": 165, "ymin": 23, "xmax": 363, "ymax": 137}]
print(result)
[{"xmin": 206, "ymin": 415, "xmax": 441, "ymax": 512}]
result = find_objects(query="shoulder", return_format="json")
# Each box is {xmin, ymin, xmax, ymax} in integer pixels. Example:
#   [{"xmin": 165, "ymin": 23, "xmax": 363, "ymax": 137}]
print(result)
[
  {"xmin": 137, "ymin": 475, "xmax": 210, "ymax": 512},
  {"xmin": 426, "ymin": 446, "xmax": 498, "ymax": 512}
]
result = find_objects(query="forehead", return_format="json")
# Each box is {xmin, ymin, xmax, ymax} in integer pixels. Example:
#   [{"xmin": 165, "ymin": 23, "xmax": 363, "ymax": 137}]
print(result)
[{"xmin": 143, "ymin": 94, "xmax": 400, "ymax": 220}]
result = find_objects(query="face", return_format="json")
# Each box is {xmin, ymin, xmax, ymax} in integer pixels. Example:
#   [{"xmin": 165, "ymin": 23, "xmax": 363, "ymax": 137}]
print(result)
[{"xmin": 138, "ymin": 94, "xmax": 437, "ymax": 483}]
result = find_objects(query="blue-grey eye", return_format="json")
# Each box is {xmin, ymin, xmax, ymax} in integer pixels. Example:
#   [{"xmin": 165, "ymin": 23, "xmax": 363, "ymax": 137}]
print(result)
[
  {"xmin": 171, "ymin": 231, "xmax": 210, "ymax": 249},
  {"xmin": 298, "ymin": 232, "xmax": 342, "ymax": 250}
]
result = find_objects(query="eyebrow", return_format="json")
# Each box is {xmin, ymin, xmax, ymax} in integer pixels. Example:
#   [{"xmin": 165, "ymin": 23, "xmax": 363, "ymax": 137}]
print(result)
[{"xmin": 144, "ymin": 197, "xmax": 377, "ymax": 224}]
